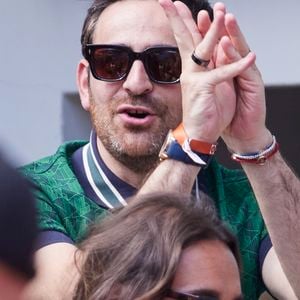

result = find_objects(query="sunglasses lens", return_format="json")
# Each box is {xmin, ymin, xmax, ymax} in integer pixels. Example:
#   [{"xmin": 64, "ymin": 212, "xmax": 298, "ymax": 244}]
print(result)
[
  {"xmin": 87, "ymin": 45, "xmax": 181, "ymax": 83},
  {"xmin": 90, "ymin": 48, "xmax": 129, "ymax": 81},
  {"xmin": 147, "ymin": 49, "xmax": 181, "ymax": 83}
]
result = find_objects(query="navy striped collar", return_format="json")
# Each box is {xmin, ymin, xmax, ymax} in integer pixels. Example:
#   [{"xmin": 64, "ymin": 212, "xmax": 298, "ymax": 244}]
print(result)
[
  {"xmin": 72, "ymin": 130, "xmax": 136, "ymax": 209},
  {"xmin": 72, "ymin": 130, "xmax": 207, "ymax": 209}
]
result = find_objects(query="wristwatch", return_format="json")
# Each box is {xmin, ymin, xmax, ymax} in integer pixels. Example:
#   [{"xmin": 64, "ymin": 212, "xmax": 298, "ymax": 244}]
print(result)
[
  {"xmin": 173, "ymin": 123, "xmax": 217, "ymax": 155},
  {"xmin": 159, "ymin": 130, "xmax": 213, "ymax": 168}
]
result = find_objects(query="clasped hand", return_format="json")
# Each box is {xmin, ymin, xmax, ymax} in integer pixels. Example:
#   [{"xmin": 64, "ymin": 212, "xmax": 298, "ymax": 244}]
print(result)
[{"xmin": 159, "ymin": 0, "xmax": 272, "ymax": 153}]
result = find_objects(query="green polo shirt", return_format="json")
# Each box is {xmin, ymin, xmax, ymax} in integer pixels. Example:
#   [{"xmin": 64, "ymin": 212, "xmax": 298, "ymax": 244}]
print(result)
[{"xmin": 21, "ymin": 140, "xmax": 267, "ymax": 299}]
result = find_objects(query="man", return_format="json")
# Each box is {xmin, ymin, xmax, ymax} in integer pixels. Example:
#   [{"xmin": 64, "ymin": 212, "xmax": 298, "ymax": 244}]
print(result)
[
  {"xmin": 21, "ymin": 0, "xmax": 300, "ymax": 299},
  {"xmin": 0, "ymin": 154, "xmax": 37, "ymax": 300}
]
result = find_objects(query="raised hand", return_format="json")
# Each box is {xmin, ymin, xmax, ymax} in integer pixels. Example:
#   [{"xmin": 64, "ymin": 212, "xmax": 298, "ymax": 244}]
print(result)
[
  {"xmin": 217, "ymin": 12, "xmax": 272, "ymax": 152},
  {"xmin": 159, "ymin": 0, "xmax": 256, "ymax": 146}
]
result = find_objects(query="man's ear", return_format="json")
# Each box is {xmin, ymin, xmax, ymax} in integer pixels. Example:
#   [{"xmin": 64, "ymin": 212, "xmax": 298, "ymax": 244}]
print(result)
[{"xmin": 77, "ymin": 59, "xmax": 91, "ymax": 111}]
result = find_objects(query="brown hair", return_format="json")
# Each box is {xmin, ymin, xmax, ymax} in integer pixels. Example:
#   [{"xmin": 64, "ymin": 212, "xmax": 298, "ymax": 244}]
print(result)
[
  {"xmin": 74, "ymin": 192, "xmax": 239, "ymax": 300},
  {"xmin": 80, "ymin": 0, "xmax": 213, "ymax": 58}
]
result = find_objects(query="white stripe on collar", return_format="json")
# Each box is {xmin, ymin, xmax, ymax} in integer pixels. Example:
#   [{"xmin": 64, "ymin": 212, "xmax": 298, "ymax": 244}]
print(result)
[
  {"xmin": 89, "ymin": 137, "xmax": 127, "ymax": 207},
  {"xmin": 82, "ymin": 144, "xmax": 115, "ymax": 209}
]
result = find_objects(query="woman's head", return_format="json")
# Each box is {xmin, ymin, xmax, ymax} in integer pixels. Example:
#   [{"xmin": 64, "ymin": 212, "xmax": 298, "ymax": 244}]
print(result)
[{"xmin": 74, "ymin": 192, "xmax": 241, "ymax": 300}]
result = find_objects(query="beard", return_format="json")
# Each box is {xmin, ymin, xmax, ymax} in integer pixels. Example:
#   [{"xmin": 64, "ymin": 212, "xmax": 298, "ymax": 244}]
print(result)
[{"xmin": 89, "ymin": 92, "xmax": 180, "ymax": 174}]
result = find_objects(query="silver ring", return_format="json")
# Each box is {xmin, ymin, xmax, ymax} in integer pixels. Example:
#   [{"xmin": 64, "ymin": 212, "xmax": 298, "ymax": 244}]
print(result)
[{"xmin": 191, "ymin": 51, "xmax": 210, "ymax": 67}]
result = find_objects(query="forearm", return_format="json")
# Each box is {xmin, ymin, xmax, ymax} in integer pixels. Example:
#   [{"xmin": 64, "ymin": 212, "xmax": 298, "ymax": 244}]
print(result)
[
  {"xmin": 242, "ymin": 152, "xmax": 300, "ymax": 297},
  {"xmin": 138, "ymin": 159, "xmax": 200, "ymax": 196}
]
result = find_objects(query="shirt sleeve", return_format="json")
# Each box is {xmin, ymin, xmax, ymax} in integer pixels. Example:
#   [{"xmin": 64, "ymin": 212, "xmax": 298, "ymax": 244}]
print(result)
[
  {"xmin": 258, "ymin": 235, "xmax": 280, "ymax": 300},
  {"xmin": 34, "ymin": 187, "xmax": 70, "ymax": 236},
  {"xmin": 259, "ymin": 234, "xmax": 273, "ymax": 273},
  {"xmin": 35, "ymin": 230, "xmax": 74, "ymax": 250}
]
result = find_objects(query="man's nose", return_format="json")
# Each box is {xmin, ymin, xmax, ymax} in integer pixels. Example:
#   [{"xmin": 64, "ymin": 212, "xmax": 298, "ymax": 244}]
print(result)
[{"xmin": 122, "ymin": 60, "xmax": 153, "ymax": 96}]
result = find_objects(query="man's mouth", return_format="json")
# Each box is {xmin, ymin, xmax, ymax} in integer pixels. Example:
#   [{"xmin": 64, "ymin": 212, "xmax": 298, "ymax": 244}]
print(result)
[
  {"xmin": 126, "ymin": 109, "xmax": 150, "ymax": 119},
  {"xmin": 117, "ymin": 105, "xmax": 156, "ymax": 126}
]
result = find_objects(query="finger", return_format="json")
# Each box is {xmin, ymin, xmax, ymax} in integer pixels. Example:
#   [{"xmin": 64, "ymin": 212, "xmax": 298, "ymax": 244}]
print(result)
[
  {"xmin": 225, "ymin": 13, "xmax": 250, "ymax": 58},
  {"xmin": 214, "ymin": 2, "xmax": 226, "ymax": 14},
  {"xmin": 206, "ymin": 52, "xmax": 256, "ymax": 85},
  {"xmin": 213, "ymin": 2, "xmax": 228, "ymax": 39},
  {"xmin": 159, "ymin": 0, "xmax": 194, "ymax": 58},
  {"xmin": 192, "ymin": 10, "xmax": 225, "ymax": 70},
  {"xmin": 219, "ymin": 35, "xmax": 241, "ymax": 63},
  {"xmin": 214, "ymin": 39, "xmax": 230, "ymax": 67},
  {"xmin": 197, "ymin": 10, "xmax": 211, "ymax": 37},
  {"xmin": 174, "ymin": 1, "xmax": 202, "ymax": 45},
  {"xmin": 197, "ymin": 2, "xmax": 226, "ymax": 41},
  {"xmin": 219, "ymin": 35, "xmax": 260, "ymax": 78}
]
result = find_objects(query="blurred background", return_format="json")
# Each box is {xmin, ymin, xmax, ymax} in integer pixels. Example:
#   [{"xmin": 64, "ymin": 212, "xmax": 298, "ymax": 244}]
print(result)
[{"xmin": 0, "ymin": 0, "xmax": 299, "ymax": 175}]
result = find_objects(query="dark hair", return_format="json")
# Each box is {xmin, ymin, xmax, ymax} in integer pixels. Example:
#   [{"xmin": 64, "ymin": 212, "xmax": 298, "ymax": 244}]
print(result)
[
  {"xmin": 0, "ymin": 154, "xmax": 37, "ymax": 280},
  {"xmin": 80, "ymin": 0, "xmax": 213, "ymax": 58},
  {"xmin": 74, "ymin": 192, "xmax": 239, "ymax": 300}
]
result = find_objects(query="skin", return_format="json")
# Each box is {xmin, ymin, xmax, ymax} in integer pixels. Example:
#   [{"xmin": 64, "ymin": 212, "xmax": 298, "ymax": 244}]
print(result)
[
  {"xmin": 166, "ymin": 240, "xmax": 242, "ymax": 300},
  {"xmin": 141, "ymin": 1, "xmax": 299, "ymax": 298},
  {"xmin": 77, "ymin": 0, "xmax": 182, "ymax": 184},
  {"xmin": 23, "ymin": 0, "xmax": 300, "ymax": 299},
  {"xmin": 21, "ymin": 243, "xmax": 79, "ymax": 300},
  {"xmin": 0, "ymin": 263, "xmax": 28, "ymax": 300},
  {"xmin": 157, "ymin": 0, "xmax": 270, "ymax": 150}
]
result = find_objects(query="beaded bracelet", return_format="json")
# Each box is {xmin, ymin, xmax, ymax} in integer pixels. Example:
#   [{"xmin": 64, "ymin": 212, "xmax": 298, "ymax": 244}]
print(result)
[{"xmin": 230, "ymin": 135, "xmax": 279, "ymax": 165}]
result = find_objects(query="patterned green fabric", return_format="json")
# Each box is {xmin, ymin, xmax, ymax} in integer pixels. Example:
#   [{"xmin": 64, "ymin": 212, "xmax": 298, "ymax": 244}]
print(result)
[{"xmin": 21, "ymin": 141, "xmax": 267, "ymax": 299}]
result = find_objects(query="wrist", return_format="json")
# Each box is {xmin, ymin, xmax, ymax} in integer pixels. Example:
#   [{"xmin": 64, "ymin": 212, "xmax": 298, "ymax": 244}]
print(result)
[
  {"xmin": 159, "ymin": 125, "xmax": 216, "ymax": 168},
  {"xmin": 228, "ymin": 134, "xmax": 279, "ymax": 165},
  {"xmin": 181, "ymin": 122, "xmax": 219, "ymax": 145},
  {"xmin": 173, "ymin": 123, "xmax": 217, "ymax": 155},
  {"xmin": 224, "ymin": 129, "xmax": 273, "ymax": 154}
]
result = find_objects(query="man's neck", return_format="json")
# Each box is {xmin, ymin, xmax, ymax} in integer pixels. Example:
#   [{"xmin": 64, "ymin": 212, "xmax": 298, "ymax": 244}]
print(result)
[{"xmin": 96, "ymin": 137, "xmax": 153, "ymax": 189}]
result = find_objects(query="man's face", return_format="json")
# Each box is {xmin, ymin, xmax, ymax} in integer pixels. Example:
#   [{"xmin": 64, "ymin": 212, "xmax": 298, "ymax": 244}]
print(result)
[
  {"xmin": 166, "ymin": 240, "xmax": 242, "ymax": 300},
  {"xmin": 82, "ymin": 0, "xmax": 182, "ymax": 172}
]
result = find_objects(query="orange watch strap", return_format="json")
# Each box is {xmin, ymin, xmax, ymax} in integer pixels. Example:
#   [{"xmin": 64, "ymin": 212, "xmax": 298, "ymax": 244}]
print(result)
[
  {"xmin": 190, "ymin": 139, "xmax": 217, "ymax": 155},
  {"xmin": 172, "ymin": 123, "xmax": 217, "ymax": 155},
  {"xmin": 172, "ymin": 123, "xmax": 186, "ymax": 146}
]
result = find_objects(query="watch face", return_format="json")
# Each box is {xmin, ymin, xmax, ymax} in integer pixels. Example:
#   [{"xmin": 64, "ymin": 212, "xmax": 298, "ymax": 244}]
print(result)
[{"xmin": 159, "ymin": 130, "xmax": 175, "ymax": 161}]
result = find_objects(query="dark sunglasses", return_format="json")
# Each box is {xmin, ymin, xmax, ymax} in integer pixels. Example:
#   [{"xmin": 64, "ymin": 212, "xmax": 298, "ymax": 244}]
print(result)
[
  {"xmin": 166, "ymin": 290, "xmax": 218, "ymax": 300},
  {"xmin": 166, "ymin": 290, "xmax": 243, "ymax": 300},
  {"xmin": 84, "ymin": 44, "xmax": 181, "ymax": 84}
]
